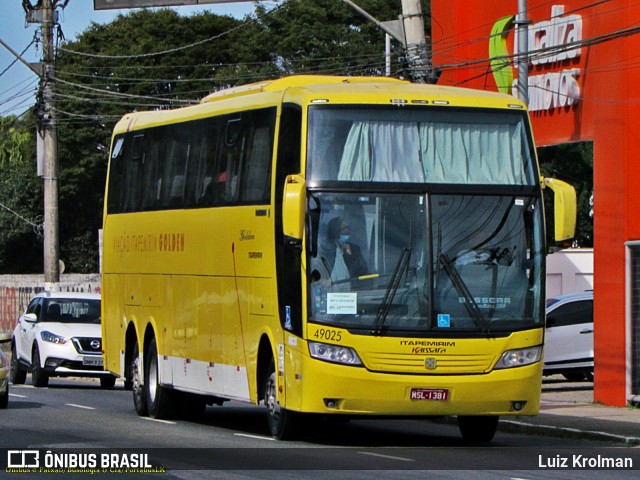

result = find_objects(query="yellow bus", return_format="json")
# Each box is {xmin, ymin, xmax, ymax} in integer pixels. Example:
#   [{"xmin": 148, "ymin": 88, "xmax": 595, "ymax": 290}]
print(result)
[{"xmin": 102, "ymin": 75, "xmax": 576, "ymax": 442}]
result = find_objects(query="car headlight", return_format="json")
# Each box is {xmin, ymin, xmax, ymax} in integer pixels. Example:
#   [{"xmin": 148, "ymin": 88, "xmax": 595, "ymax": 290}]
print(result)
[
  {"xmin": 308, "ymin": 341, "xmax": 362, "ymax": 366},
  {"xmin": 495, "ymin": 346, "xmax": 542, "ymax": 369},
  {"xmin": 40, "ymin": 331, "xmax": 68, "ymax": 345}
]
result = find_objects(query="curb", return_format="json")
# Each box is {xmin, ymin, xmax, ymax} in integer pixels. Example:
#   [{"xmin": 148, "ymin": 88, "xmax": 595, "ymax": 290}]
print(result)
[{"xmin": 498, "ymin": 419, "xmax": 640, "ymax": 446}]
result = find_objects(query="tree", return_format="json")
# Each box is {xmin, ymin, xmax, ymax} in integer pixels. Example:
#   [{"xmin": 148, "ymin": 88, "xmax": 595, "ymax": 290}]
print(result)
[
  {"xmin": 0, "ymin": 114, "xmax": 43, "ymax": 273},
  {"xmin": 50, "ymin": 2, "xmax": 414, "ymax": 272},
  {"xmin": 2, "ymin": 1, "xmax": 428, "ymax": 273}
]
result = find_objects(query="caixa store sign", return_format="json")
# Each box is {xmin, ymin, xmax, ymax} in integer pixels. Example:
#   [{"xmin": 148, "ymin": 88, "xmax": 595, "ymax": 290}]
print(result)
[{"xmin": 490, "ymin": 5, "xmax": 582, "ymax": 113}]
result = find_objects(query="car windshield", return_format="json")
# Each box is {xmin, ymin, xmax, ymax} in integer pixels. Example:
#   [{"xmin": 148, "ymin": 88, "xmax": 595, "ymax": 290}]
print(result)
[
  {"xmin": 41, "ymin": 299, "xmax": 101, "ymax": 324},
  {"xmin": 307, "ymin": 192, "xmax": 544, "ymax": 335}
]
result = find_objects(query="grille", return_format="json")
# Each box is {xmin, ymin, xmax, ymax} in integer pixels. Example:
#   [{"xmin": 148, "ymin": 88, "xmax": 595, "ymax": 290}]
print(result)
[
  {"xmin": 362, "ymin": 351, "xmax": 497, "ymax": 374},
  {"xmin": 72, "ymin": 337, "xmax": 102, "ymax": 355}
]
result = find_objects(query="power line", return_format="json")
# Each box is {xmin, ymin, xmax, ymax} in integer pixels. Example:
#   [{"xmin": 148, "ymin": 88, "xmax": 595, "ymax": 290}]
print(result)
[{"xmin": 0, "ymin": 200, "xmax": 43, "ymax": 238}]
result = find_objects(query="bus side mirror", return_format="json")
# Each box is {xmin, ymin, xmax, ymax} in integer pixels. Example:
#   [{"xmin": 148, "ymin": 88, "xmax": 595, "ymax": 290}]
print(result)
[
  {"xmin": 541, "ymin": 176, "xmax": 577, "ymax": 242},
  {"xmin": 283, "ymin": 174, "xmax": 306, "ymax": 242}
]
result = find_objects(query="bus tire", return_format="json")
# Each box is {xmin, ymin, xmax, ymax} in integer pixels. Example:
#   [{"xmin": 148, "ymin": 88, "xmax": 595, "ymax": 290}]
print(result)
[
  {"xmin": 264, "ymin": 359, "xmax": 299, "ymax": 440},
  {"xmin": 131, "ymin": 341, "xmax": 148, "ymax": 416},
  {"xmin": 457, "ymin": 415, "xmax": 499, "ymax": 442},
  {"xmin": 144, "ymin": 337, "xmax": 176, "ymax": 419}
]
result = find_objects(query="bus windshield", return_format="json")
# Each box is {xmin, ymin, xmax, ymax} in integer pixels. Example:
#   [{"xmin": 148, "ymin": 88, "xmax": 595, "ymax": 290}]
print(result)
[
  {"xmin": 307, "ymin": 191, "xmax": 543, "ymax": 335},
  {"xmin": 307, "ymin": 106, "xmax": 535, "ymax": 185}
]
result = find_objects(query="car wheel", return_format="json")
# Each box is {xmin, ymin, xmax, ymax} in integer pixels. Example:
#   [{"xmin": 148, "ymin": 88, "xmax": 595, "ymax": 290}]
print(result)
[
  {"xmin": 31, "ymin": 346, "xmax": 49, "ymax": 388},
  {"xmin": 144, "ymin": 337, "xmax": 176, "ymax": 419},
  {"xmin": 131, "ymin": 341, "xmax": 148, "ymax": 416},
  {"xmin": 9, "ymin": 343, "xmax": 27, "ymax": 385},
  {"xmin": 0, "ymin": 383, "xmax": 8, "ymax": 409},
  {"xmin": 100, "ymin": 375, "xmax": 117, "ymax": 390}
]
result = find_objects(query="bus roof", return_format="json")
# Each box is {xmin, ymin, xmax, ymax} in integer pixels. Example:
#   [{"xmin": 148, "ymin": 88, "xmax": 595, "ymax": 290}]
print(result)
[
  {"xmin": 199, "ymin": 75, "xmax": 407, "ymax": 103},
  {"xmin": 113, "ymin": 75, "xmax": 527, "ymax": 134},
  {"xmin": 200, "ymin": 75, "xmax": 525, "ymax": 108}
]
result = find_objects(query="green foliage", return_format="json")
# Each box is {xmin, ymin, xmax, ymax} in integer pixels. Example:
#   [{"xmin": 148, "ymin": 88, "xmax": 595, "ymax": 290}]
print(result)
[
  {"xmin": 0, "ymin": 114, "xmax": 43, "ymax": 273},
  {"xmin": 1, "ymin": 1, "xmax": 427, "ymax": 273}
]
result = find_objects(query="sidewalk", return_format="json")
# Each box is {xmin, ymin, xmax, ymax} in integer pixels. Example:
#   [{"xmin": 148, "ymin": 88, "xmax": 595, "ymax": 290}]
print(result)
[{"xmin": 499, "ymin": 376, "xmax": 640, "ymax": 445}]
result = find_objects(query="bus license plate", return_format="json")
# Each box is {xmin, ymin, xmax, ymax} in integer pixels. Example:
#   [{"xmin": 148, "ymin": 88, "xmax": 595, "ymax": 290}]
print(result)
[
  {"xmin": 410, "ymin": 388, "xmax": 449, "ymax": 401},
  {"xmin": 83, "ymin": 356, "xmax": 103, "ymax": 367}
]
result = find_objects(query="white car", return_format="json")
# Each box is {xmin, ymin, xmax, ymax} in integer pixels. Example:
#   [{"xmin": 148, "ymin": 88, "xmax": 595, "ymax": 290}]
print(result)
[
  {"xmin": 544, "ymin": 291, "xmax": 594, "ymax": 381},
  {"xmin": 0, "ymin": 338, "xmax": 9, "ymax": 408},
  {"xmin": 10, "ymin": 292, "xmax": 117, "ymax": 389}
]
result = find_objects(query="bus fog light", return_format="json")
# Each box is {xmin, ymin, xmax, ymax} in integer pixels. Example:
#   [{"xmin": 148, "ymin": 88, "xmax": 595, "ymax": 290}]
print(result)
[
  {"xmin": 324, "ymin": 399, "xmax": 341, "ymax": 409},
  {"xmin": 495, "ymin": 346, "xmax": 541, "ymax": 369},
  {"xmin": 511, "ymin": 401, "xmax": 526, "ymax": 411},
  {"xmin": 309, "ymin": 341, "xmax": 362, "ymax": 366}
]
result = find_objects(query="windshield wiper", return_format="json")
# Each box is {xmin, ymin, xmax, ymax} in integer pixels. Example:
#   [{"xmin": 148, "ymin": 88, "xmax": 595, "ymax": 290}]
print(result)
[
  {"xmin": 372, "ymin": 247, "xmax": 411, "ymax": 336},
  {"xmin": 439, "ymin": 253, "xmax": 491, "ymax": 334}
]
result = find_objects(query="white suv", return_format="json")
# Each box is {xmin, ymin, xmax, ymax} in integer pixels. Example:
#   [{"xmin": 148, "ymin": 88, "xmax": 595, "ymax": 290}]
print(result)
[
  {"xmin": 10, "ymin": 292, "xmax": 117, "ymax": 389},
  {"xmin": 544, "ymin": 290, "xmax": 594, "ymax": 381}
]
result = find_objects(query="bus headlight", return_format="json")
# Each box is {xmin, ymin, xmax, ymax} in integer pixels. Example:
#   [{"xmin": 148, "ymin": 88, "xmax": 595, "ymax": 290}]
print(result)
[
  {"xmin": 308, "ymin": 341, "xmax": 363, "ymax": 366},
  {"xmin": 495, "ymin": 346, "xmax": 542, "ymax": 369}
]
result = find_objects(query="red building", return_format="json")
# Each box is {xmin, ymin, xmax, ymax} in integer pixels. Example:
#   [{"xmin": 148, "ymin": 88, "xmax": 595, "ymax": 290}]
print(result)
[{"xmin": 432, "ymin": 0, "xmax": 640, "ymax": 406}]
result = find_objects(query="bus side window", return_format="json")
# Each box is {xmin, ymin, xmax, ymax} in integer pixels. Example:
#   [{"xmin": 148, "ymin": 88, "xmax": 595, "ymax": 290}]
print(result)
[
  {"xmin": 107, "ymin": 134, "xmax": 127, "ymax": 213},
  {"xmin": 240, "ymin": 108, "xmax": 276, "ymax": 204},
  {"xmin": 122, "ymin": 134, "xmax": 145, "ymax": 212},
  {"xmin": 219, "ymin": 116, "xmax": 244, "ymax": 203}
]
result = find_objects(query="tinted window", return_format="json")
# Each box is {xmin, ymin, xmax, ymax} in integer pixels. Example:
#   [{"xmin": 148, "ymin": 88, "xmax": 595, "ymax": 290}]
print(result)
[
  {"xmin": 41, "ymin": 299, "xmax": 101, "ymax": 324},
  {"xmin": 107, "ymin": 107, "xmax": 276, "ymax": 213},
  {"xmin": 547, "ymin": 299, "xmax": 593, "ymax": 328}
]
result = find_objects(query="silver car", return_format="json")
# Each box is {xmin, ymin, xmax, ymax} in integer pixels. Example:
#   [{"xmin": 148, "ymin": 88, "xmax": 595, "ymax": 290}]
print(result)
[{"xmin": 544, "ymin": 291, "xmax": 594, "ymax": 381}]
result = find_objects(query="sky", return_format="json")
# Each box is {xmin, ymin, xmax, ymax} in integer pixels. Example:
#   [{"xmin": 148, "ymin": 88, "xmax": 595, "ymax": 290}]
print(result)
[{"xmin": 0, "ymin": 0, "xmax": 263, "ymax": 117}]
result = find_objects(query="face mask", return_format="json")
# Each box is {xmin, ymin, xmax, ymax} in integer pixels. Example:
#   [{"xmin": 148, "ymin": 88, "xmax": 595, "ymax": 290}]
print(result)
[{"xmin": 338, "ymin": 234, "xmax": 350, "ymax": 245}]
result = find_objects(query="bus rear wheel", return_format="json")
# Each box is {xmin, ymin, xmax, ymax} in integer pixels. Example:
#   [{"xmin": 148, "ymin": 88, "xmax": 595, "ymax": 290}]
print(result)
[
  {"xmin": 457, "ymin": 415, "xmax": 499, "ymax": 442},
  {"xmin": 264, "ymin": 360, "xmax": 299, "ymax": 440},
  {"xmin": 131, "ymin": 341, "xmax": 148, "ymax": 416},
  {"xmin": 144, "ymin": 337, "xmax": 176, "ymax": 419}
]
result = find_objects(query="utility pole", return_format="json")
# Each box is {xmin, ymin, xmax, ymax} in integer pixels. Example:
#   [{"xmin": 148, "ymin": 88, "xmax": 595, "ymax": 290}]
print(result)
[
  {"xmin": 401, "ymin": 0, "xmax": 435, "ymax": 84},
  {"xmin": 35, "ymin": 0, "xmax": 61, "ymax": 288},
  {"xmin": 340, "ymin": 0, "xmax": 437, "ymax": 84}
]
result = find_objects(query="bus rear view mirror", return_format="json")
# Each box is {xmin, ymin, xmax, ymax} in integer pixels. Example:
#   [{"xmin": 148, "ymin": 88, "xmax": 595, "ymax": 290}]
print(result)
[
  {"xmin": 541, "ymin": 176, "xmax": 577, "ymax": 242},
  {"xmin": 283, "ymin": 174, "xmax": 306, "ymax": 242}
]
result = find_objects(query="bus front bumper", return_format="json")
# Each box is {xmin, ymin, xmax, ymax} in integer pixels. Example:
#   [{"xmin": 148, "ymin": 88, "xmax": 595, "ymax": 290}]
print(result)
[{"xmin": 287, "ymin": 355, "xmax": 542, "ymax": 417}]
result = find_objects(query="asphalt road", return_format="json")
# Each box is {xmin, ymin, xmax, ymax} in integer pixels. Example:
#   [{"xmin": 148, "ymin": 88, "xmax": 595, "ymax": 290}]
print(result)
[{"xmin": 1, "ymin": 376, "xmax": 638, "ymax": 479}]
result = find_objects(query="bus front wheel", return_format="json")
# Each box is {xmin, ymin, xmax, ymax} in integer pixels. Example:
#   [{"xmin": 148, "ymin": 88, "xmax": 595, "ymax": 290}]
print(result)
[
  {"xmin": 264, "ymin": 360, "xmax": 299, "ymax": 440},
  {"xmin": 457, "ymin": 415, "xmax": 499, "ymax": 442}
]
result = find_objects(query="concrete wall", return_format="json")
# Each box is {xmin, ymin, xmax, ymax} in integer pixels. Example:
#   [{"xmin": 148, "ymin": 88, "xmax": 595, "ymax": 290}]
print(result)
[
  {"xmin": 546, "ymin": 249, "xmax": 594, "ymax": 299},
  {"xmin": 0, "ymin": 274, "xmax": 101, "ymax": 333}
]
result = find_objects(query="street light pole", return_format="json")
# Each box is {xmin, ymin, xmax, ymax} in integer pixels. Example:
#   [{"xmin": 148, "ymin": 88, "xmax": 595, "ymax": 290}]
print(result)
[{"xmin": 515, "ymin": 0, "xmax": 530, "ymax": 104}]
